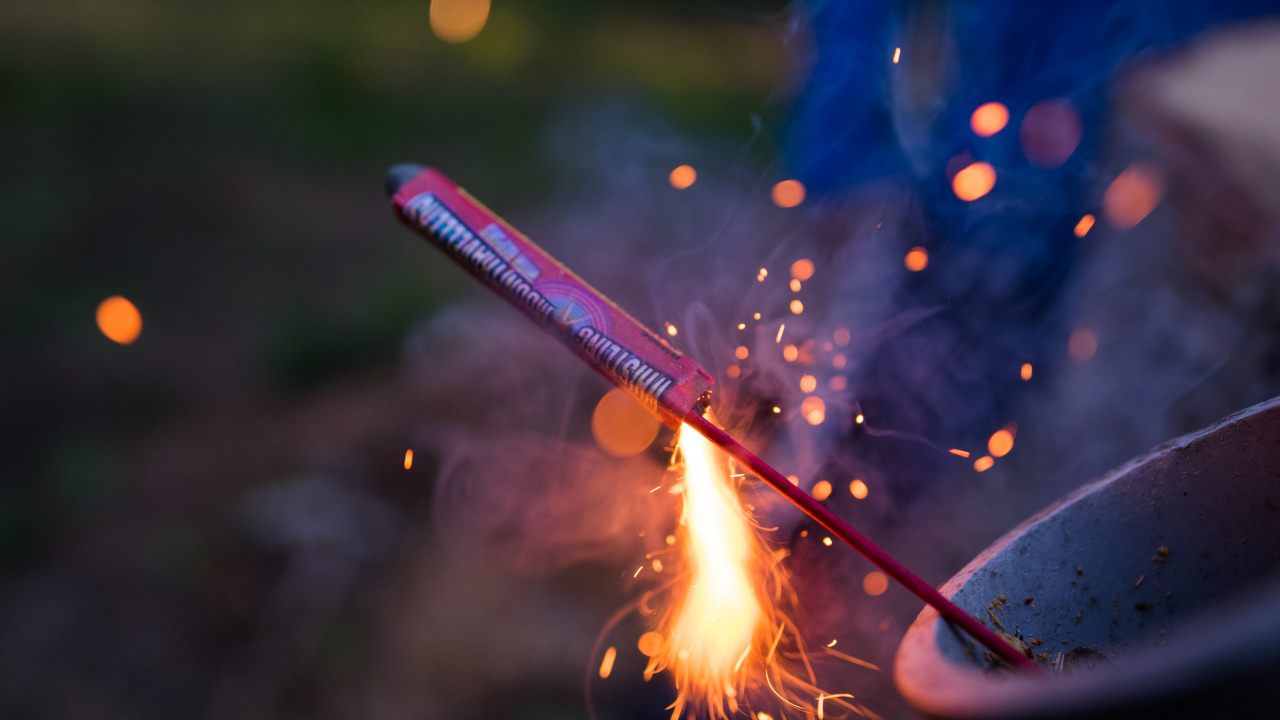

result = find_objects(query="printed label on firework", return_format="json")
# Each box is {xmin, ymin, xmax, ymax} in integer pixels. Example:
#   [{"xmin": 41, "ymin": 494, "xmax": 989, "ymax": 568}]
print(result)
[
  {"xmin": 402, "ymin": 191, "xmax": 679, "ymax": 414},
  {"xmin": 404, "ymin": 193, "xmax": 557, "ymax": 321}
]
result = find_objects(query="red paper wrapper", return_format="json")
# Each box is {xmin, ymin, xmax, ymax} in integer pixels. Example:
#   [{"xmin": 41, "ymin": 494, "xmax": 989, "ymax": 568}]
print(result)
[{"xmin": 390, "ymin": 166, "xmax": 714, "ymax": 428}]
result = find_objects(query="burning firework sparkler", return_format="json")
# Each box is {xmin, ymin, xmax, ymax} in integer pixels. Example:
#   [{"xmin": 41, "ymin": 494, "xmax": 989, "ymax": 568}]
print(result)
[{"xmin": 385, "ymin": 163, "xmax": 1039, "ymax": 712}]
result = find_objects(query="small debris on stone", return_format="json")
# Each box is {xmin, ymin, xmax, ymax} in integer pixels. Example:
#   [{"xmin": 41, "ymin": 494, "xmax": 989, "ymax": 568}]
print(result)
[{"xmin": 1152, "ymin": 546, "xmax": 1172, "ymax": 563}]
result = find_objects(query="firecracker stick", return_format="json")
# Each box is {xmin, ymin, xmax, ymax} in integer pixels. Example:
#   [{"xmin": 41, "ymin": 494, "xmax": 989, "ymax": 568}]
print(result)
[{"xmin": 386, "ymin": 163, "xmax": 1041, "ymax": 672}]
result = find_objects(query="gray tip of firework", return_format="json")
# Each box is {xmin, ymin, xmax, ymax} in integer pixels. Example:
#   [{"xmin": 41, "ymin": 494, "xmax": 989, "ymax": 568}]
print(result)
[{"xmin": 386, "ymin": 163, "xmax": 427, "ymax": 198}]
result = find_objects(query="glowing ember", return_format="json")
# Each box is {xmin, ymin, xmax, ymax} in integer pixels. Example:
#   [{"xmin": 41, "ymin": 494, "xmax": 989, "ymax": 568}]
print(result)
[
  {"xmin": 973, "ymin": 456, "xmax": 994, "ymax": 472},
  {"xmin": 789, "ymin": 300, "xmax": 804, "ymax": 315},
  {"xmin": 892, "ymin": 47, "xmax": 901, "ymax": 63},
  {"xmin": 904, "ymin": 247, "xmax": 928, "ymax": 272},
  {"xmin": 790, "ymin": 259, "xmax": 814, "ymax": 281},
  {"xmin": 735, "ymin": 346, "xmax": 749, "ymax": 360},
  {"xmin": 988, "ymin": 429, "xmax": 1014, "ymax": 458},
  {"xmin": 822, "ymin": 537, "xmax": 834, "ymax": 546},
  {"xmin": 799, "ymin": 374, "xmax": 817, "ymax": 393},
  {"xmin": 952, "ymin": 162, "xmax": 996, "ymax": 201},
  {"xmin": 949, "ymin": 449, "xmax": 970, "ymax": 458},
  {"xmin": 1020, "ymin": 362, "xmax": 1033, "ymax": 381},
  {"xmin": 429, "ymin": 0, "xmax": 490, "ymax": 43},
  {"xmin": 1068, "ymin": 326, "xmax": 1098, "ymax": 363},
  {"xmin": 775, "ymin": 324, "xmax": 785, "ymax": 343},
  {"xmin": 726, "ymin": 365, "xmax": 741, "ymax": 379},
  {"xmin": 670, "ymin": 165, "xmax": 697, "ymax": 189},
  {"xmin": 757, "ymin": 268, "xmax": 768, "ymax": 282},
  {"xmin": 771, "ymin": 180, "xmax": 805, "ymax": 208},
  {"xmin": 404, "ymin": 449, "xmax": 414, "ymax": 470},
  {"xmin": 783, "ymin": 345, "xmax": 799, "ymax": 362},
  {"xmin": 1073, "ymin": 214, "xmax": 1096, "ymax": 238},
  {"xmin": 849, "ymin": 480, "xmax": 868, "ymax": 499},
  {"xmin": 96, "ymin": 295, "xmax": 143, "ymax": 345},
  {"xmin": 862, "ymin": 572, "xmax": 889, "ymax": 596},
  {"xmin": 1102, "ymin": 162, "xmax": 1164, "ymax": 230},
  {"xmin": 854, "ymin": 414, "xmax": 864, "ymax": 424},
  {"xmin": 970, "ymin": 102, "xmax": 1009, "ymax": 137},
  {"xmin": 789, "ymin": 279, "xmax": 802, "ymax": 292}
]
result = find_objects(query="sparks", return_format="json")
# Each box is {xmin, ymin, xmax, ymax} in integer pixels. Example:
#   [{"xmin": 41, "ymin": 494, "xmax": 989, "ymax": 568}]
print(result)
[
  {"xmin": 404, "ymin": 449, "xmax": 414, "ymax": 469},
  {"xmin": 892, "ymin": 47, "xmax": 901, "ymax": 63},
  {"xmin": 776, "ymin": 324, "xmax": 785, "ymax": 343},
  {"xmin": 647, "ymin": 421, "xmax": 841, "ymax": 719},
  {"xmin": 949, "ymin": 449, "xmax": 970, "ymax": 458},
  {"xmin": 651, "ymin": 423, "xmax": 766, "ymax": 718}
]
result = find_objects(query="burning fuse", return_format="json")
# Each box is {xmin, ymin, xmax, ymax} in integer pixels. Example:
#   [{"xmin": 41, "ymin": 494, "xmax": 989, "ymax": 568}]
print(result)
[{"xmin": 387, "ymin": 164, "xmax": 713, "ymax": 429}]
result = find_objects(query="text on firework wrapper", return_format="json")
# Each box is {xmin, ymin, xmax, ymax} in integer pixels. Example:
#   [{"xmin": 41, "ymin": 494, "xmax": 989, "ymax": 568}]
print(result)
[{"xmin": 403, "ymin": 192, "xmax": 676, "ymax": 413}]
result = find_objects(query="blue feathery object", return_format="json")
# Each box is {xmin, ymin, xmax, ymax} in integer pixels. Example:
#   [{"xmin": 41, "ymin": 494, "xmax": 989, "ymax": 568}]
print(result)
[{"xmin": 785, "ymin": 0, "xmax": 1279, "ymax": 495}]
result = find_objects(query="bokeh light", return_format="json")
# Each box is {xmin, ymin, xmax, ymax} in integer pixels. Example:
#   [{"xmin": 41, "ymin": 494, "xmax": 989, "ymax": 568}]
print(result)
[
  {"xmin": 429, "ymin": 0, "xmax": 491, "ymax": 44},
  {"xmin": 591, "ymin": 387, "xmax": 660, "ymax": 457},
  {"xmin": 1020, "ymin": 98, "xmax": 1082, "ymax": 168},
  {"xmin": 1020, "ymin": 362, "xmax": 1033, "ymax": 381},
  {"xmin": 669, "ymin": 164, "xmax": 697, "ymax": 189},
  {"xmin": 811, "ymin": 480, "xmax": 832, "ymax": 501},
  {"xmin": 974, "ymin": 456, "xmax": 995, "ymax": 472},
  {"xmin": 849, "ymin": 479, "xmax": 868, "ymax": 499},
  {"xmin": 638, "ymin": 632, "xmax": 664, "ymax": 657},
  {"xmin": 96, "ymin": 295, "xmax": 143, "ymax": 345},
  {"xmin": 771, "ymin": 179, "xmax": 805, "ymax": 208},
  {"xmin": 952, "ymin": 162, "xmax": 996, "ymax": 201},
  {"xmin": 988, "ymin": 429, "xmax": 1014, "ymax": 458},
  {"xmin": 862, "ymin": 571, "xmax": 889, "ymax": 596},
  {"xmin": 1103, "ymin": 162, "xmax": 1165, "ymax": 230},
  {"xmin": 799, "ymin": 374, "xmax": 817, "ymax": 393},
  {"xmin": 789, "ymin": 299, "xmax": 804, "ymax": 314},
  {"xmin": 1073, "ymin": 213, "xmax": 1096, "ymax": 237},
  {"xmin": 904, "ymin": 246, "xmax": 929, "ymax": 271},
  {"xmin": 1068, "ymin": 327, "xmax": 1098, "ymax": 363},
  {"xmin": 801, "ymin": 396, "xmax": 825, "ymax": 425},
  {"xmin": 790, "ymin": 258, "xmax": 814, "ymax": 281},
  {"xmin": 970, "ymin": 102, "xmax": 1009, "ymax": 137}
]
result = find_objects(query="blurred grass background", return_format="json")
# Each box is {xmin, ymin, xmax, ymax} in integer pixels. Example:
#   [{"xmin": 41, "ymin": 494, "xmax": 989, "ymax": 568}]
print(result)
[{"xmin": 0, "ymin": 2, "xmax": 794, "ymax": 717}]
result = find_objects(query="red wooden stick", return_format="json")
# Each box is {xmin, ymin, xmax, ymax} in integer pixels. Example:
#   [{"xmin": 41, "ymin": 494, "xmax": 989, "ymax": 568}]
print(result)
[{"xmin": 387, "ymin": 163, "xmax": 1041, "ymax": 673}]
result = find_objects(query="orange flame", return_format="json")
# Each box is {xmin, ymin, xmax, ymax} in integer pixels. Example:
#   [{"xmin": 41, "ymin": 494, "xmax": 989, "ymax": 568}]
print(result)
[
  {"xmin": 643, "ymin": 422, "xmax": 862, "ymax": 720},
  {"xmin": 649, "ymin": 423, "xmax": 766, "ymax": 718}
]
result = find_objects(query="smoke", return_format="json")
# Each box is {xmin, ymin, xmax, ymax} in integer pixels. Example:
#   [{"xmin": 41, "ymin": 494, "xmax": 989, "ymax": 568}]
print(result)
[{"xmin": 397, "ymin": 6, "xmax": 1280, "ymax": 717}]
